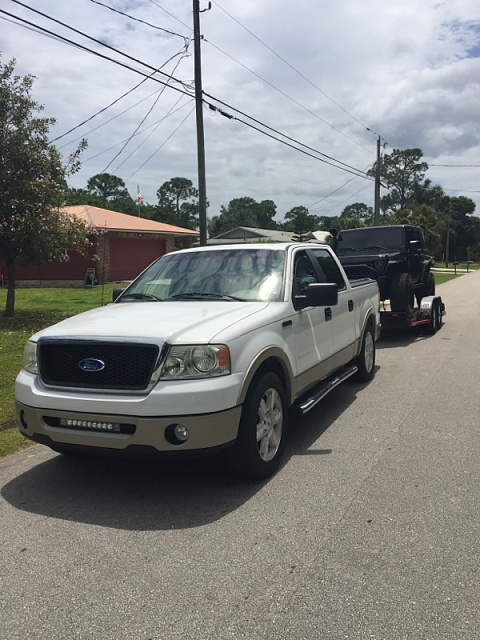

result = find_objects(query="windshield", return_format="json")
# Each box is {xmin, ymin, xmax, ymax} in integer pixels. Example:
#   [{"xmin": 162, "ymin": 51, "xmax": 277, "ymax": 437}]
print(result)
[
  {"xmin": 336, "ymin": 227, "xmax": 405, "ymax": 253},
  {"xmin": 117, "ymin": 248, "xmax": 285, "ymax": 302}
]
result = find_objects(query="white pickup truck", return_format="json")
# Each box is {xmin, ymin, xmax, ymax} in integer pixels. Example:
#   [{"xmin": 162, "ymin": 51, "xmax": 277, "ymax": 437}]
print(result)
[{"xmin": 16, "ymin": 243, "xmax": 381, "ymax": 479}]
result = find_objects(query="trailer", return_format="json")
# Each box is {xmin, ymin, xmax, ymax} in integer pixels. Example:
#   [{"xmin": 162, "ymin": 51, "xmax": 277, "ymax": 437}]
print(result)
[{"xmin": 380, "ymin": 295, "xmax": 445, "ymax": 334}]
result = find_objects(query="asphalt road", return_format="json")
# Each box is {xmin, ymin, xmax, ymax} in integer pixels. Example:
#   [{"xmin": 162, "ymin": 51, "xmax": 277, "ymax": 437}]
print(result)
[{"xmin": 1, "ymin": 272, "xmax": 479, "ymax": 640}]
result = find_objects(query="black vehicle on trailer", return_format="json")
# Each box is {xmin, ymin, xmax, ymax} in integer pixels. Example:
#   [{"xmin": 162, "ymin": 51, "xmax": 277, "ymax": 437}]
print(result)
[
  {"xmin": 330, "ymin": 224, "xmax": 445, "ymax": 334},
  {"xmin": 330, "ymin": 225, "xmax": 435, "ymax": 313}
]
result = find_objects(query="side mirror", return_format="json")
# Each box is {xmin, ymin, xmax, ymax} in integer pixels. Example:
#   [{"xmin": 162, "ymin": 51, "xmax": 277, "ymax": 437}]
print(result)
[
  {"xmin": 112, "ymin": 288, "xmax": 125, "ymax": 302},
  {"xmin": 294, "ymin": 283, "xmax": 338, "ymax": 309}
]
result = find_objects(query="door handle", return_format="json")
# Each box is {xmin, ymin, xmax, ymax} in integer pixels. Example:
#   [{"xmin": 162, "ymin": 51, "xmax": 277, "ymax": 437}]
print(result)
[
  {"xmin": 348, "ymin": 299, "xmax": 354, "ymax": 311},
  {"xmin": 325, "ymin": 307, "xmax": 333, "ymax": 321}
]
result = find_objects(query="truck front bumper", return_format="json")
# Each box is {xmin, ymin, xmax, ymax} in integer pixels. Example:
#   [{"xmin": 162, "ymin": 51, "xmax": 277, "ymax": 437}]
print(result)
[{"xmin": 16, "ymin": 401, "xmax": 242, "ymax": 456}]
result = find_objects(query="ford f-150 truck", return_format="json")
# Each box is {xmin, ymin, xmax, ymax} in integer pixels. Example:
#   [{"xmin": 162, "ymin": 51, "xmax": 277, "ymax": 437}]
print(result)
[{"xmin": 16, "ymin": 243, "xmax": 381, "ymax": 479}]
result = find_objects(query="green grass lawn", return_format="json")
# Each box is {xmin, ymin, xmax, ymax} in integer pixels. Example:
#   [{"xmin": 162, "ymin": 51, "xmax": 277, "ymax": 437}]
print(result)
[
  {"xmin": 433, "ymin": 272, "xmax": 463, "ymax": 285},
  {"xmin": 435, "ymin": 261, "xmax": 479, "ymax": 270},
  {"xmin": 0, "ymin": 283, "xmax": 128, "ymax": 457}
]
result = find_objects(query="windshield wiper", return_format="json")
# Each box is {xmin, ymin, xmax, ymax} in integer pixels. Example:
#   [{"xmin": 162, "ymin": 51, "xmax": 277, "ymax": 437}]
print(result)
[
  {"xmin": 120, "ymin": 292, "xmax": 162, "ymax": 301},
  {"xmin": 362, "ymin": 245, "xmax": 388, "ymax": 251},
  {"xmin": 166, "ymin": 292, "xmax": 247, "ymax": 301}
]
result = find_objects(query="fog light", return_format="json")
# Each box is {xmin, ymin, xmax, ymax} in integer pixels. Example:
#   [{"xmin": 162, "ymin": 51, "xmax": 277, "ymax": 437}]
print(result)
[{"xmin": 174, "ymin": 424, "xmax": 189, "ymax": 442}]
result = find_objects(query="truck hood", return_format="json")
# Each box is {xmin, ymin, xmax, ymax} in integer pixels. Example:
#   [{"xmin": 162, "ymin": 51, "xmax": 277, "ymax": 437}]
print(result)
[{"xmin": 32, "ymin": 300, "xmax": 271, "ymax": 344}]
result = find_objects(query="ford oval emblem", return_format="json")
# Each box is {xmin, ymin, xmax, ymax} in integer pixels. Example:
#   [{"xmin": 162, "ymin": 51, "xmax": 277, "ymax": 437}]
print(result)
[{"xmin": 79, "ymin": 358, "xmax": 105, "ymax": 372}]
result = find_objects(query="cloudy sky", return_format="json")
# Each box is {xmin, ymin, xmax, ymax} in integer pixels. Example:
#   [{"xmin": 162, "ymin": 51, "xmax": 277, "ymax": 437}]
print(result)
[{"xmin": 1, "ymin": 0, "xmax": 479, "ymax": 224}]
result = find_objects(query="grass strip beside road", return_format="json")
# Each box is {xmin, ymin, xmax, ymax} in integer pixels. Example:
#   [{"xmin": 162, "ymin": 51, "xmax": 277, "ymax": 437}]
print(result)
[
  {"xmin": 0, "ymin": 283, "xmax": 128, "ymax": 457},
  {"xmin": 433, "ymin": 272, "xmax": 463, "ymax": 285}
]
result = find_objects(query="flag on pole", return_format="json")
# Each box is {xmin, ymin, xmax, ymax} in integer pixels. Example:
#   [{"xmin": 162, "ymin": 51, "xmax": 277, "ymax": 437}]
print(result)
[{"xmin": 136, "ymin": 186, "xmax": 143, "ymax": 217}]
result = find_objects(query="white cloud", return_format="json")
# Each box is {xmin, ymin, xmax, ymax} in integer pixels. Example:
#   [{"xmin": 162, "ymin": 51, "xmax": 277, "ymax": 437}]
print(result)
[{"xmin": 1, "ymin": 0, "xmax": 479, "ymax": 222}]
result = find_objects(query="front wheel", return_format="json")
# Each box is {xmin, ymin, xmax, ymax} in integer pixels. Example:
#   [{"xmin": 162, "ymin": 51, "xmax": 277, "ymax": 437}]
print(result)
[
  {"xmin": 228, "ymin": 372, "xmax": 287, "ymax": 480},
  {"xmin": 352, "ymin": 324, "xmax": 375, "ymax": 382}
]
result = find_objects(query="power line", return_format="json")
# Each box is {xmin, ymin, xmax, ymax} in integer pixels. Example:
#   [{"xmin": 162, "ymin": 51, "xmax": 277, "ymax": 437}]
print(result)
[
  {"xmin": 146, "ymin": 0, "xmax": 192, "ymax": 32},
  {"xmin": 113, "ymin": 95, "xmax": 192, "ymax": 173},
  {"xmin": 111, "ymin": 0, "xmax": 375, "ymax": 154},
  {"xmin": 106, "ymin": 54, "xmax": 187, "ymax": 173},
  {"xmin": 205, "ymin": 39, "xmax": 372, "ymax": 154},
  {"xmin": 51, "ymin": 48, "xmax": 189, "ymax": 144},
  {"xmin": 84, "ymin": 99, "xmax": 194, "ymax": 163},
  {"xmin": 59, "ymin": 90, "xmax": 191, "ymax": 150},
  {"xmin": 89, "ymin": 0, "xmax": 189, "ymax": 40},
  {"xmin": 3, "ymin": 5, "xmax": 374, "ymax": 183},
  {"xmin": 212, "ymin": 0, "xmax": 383, "ymax": 140},
  {"xmin": 126, "ymin": 105, "xmax": 196, "ymax": 181},
  {"xmin": 203, "ymin": 94, "xmax": 373, "ymax": 179},
  {"xmin": 307, "ymin": 164, "xmax": 374, "ymax": 209},
  {"xmin": 316, "ymin": 184, "xmax": 372, "ymax": 216},
  {"xmin": 7, "ymin": 1, "xmax": 191, "ymax": 90}
]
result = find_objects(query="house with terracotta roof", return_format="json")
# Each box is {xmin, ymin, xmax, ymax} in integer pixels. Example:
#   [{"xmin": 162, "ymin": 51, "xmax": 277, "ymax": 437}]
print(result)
[{"xmin": 8, "ymin": 205, "xmax": 199, "ymax": 286}]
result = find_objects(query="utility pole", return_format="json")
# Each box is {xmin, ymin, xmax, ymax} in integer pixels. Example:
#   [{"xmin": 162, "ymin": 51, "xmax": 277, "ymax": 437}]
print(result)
[
  {"xmin": 374, "ymin": 135, "xmax": 381, "ymax": 225},
  {"xmin": 193, "ymin": 0, "xmax": 209, "ymax": 246},
  {"xmin": 445, "ymin": 202, "xmax": 452, "ymax": 267}
]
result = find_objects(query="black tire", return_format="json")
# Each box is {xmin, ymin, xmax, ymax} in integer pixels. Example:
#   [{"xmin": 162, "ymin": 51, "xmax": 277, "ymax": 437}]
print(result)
[
  {"xmin": 390, "ymin": 273, "xmax": 415, "ymax": 313},
  {"xmin": 425, "ymin": 299, "xmax": 440, "ymax": 335},
  {"xmin": 436, "ymin": 300, "xmax": 443, "ymax": 330},
  {"xmin": 416, "ymin": 271, "xmax": 435, "ymax": 305},
  {"xmin": 352, "ymin": 324, "xmax": 376, "ymax": 382},
  {"xmin": 228, "ymin": 372, "xmax": 287, "ymax": 480},
  {"xmin": 426, "ymin": 272, "xmax": 435, "ymax": 296}
]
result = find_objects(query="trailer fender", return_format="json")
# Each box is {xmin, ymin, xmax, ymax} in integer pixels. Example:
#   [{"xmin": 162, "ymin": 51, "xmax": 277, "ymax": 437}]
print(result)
[{"xmin": 419, "ymin": 295, "xmax": 445, "ymax": 333}]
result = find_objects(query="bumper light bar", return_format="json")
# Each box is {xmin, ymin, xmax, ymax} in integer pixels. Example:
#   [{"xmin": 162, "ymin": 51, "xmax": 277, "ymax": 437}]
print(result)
[{"xmin": 59, "ymin": 418, "xmax": 121, "ymax": 433}]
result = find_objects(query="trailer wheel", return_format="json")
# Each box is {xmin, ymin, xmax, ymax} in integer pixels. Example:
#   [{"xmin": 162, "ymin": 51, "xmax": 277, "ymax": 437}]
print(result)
[
  {"xmin": 390, "ymin": 273, "xmax": 415, "ymax": 313},
  {"xmin": 425, "ymin": 299, "xmax": 441, "ymax": 335},
  {"xmin": 352, "ymin": 324, "xmax": 375, "ymax": 382},
  {"xmin": 435, "ymin": 300, "xmax": 443, "ymax": 331}
]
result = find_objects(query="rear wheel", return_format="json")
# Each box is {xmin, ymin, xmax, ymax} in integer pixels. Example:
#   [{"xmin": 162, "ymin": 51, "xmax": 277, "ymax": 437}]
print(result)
[
  {"xmin": 352, "ymin": 324, "xmax": 375, "ymax": 382},
  {"xmin": 390, "ymin": 273, "xmax": 415, "ymax": 313},
  {"xmin": 228, "ymin": 372, "xmax": 287, "ymax": 480}
]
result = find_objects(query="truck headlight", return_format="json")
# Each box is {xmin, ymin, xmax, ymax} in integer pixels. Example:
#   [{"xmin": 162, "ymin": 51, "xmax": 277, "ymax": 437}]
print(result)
[
  {"xmin": 160, "ymin": 345, "xmax": 230, "ymax": 379},
  {"xmin": 23, "ymin": 340, "xmax": 39, "ymax": 374}
]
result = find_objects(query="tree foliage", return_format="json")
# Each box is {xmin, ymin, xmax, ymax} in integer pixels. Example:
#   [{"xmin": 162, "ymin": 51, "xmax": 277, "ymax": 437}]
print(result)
[
  {"xmin": 370, "ymin": 148, "xmax": 429, "ymax": 215},
  {"xmin": 208, "ymin": 197, "xmax": 277, "ymax": 236},
  {"xmin": 154, "ymin": 177, "xmax": 200, "ymax": 229},
  {"xmin": 280, "ymin": 206, "xmax": 320, "ymax": 234},
  {"xmin": 86, "ymin": 173, "xmax": 129, "ymax": 200},
  {"xmin": 340, "ymin": 202, "xmax": 373, "ymax": 225},
  {"xmin": 0, "ymin": 57, "xmax": 89, "ymax": 316}
]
